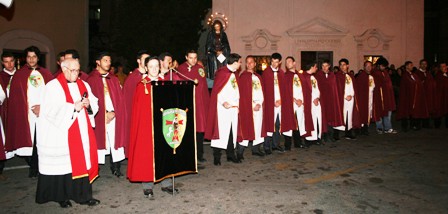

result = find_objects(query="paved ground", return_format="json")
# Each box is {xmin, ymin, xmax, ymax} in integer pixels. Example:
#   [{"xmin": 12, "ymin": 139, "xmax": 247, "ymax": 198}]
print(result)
[{"xmin": 1, "ymin": 126, "xmax": 447, "ymax": 214}]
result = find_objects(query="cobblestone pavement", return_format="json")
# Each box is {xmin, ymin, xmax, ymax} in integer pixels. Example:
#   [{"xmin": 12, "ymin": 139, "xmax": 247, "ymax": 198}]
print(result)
[{"xmin": 1, "ymin": 126, "xmax": 447, "ymax": 213}]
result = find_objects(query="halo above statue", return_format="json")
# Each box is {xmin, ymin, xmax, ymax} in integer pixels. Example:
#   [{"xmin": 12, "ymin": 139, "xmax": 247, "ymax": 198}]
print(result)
[{"xmin": 207, "ymin": 12, "xmax": 229, "ymax": 31}]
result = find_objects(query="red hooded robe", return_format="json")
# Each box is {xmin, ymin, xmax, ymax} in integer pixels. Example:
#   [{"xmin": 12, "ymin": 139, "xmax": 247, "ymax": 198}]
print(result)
[
  {"xmin": 204, "ymin": 66, "xmax": 242, "ymax": 141},
  {"xmin": 314, "ymin": 70, "xmax": 344, "ymax": 128},
  {"xmin": 5, "ymin": 64, "xmax": 53, "ymax": 152},
  {"xmin": 87, "ymin": 69, "xmax": 126, "ymax": 150},
  {"xmin": 238, "ymin": 71, "xmax": 266, "ymax": 141},
  {"xmin": 396, "ymin": 71, "xmax": 429, "ymax": 120}
]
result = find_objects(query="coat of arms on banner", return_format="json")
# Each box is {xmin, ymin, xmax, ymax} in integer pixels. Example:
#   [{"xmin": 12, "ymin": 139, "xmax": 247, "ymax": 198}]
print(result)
[{"xmin": 161, "ymin": 108, "xmax": 188, "ymax": 154}]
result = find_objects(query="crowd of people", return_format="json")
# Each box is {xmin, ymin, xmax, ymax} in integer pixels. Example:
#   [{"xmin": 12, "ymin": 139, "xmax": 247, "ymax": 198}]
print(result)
[{"xmin": 0, "ymin": 45, "xmax": 447, "ymax": 208}]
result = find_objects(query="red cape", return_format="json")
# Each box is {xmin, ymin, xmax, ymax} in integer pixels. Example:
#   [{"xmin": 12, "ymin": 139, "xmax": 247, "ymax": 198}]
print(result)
[
  {"xmin": 434, "ymin": 72, "xmax": 448, "ymax": 117},
  {"xmin": 178, "ymin": 62, "xmax": 210, "ymax": 132},
  {"xmin": 5, "ymin": 65, "xmax": 53, "ymax": 152},
  {"xmin": 0, "ymin": 77, "xmax": 6, "ymax": 160},
  {"xmin": 160, "ymin": 71, "xmax": 181, "ymax": 81},
  {"xmin": 177, "ymin": 63, "xmax": 210, "ymax": 133},
  {"xmin": 204, "ymin": 66, "xmax": 242, "ymax": 140},
  {"xmin": 238, "ymin": 71, "xmax": 266, "ymax": 141},
  {"xmin": 355, "ymin": 71, "xmax": 373, "ymax": 125},
  {"xmin": 371, "ymin": 69, "xmax": 396, "ymax": 120},
  {"xmin": 396, "ymin": 71, "xmax": 429, "ymax": 119},
  {"xmin": 315, "ymin": 70, "xmax": 344, "ymax": 127},
  {"xmin": 262, "ymin": 66, "xmax": 295, "ymax": 133},
  {"xmin": 299, "ymin": 72, "xmax": 322, "ymax": 135},
  {"xmin": 87, "ymin": 69, "xmax": 126, "ymax": 150},
  {"xmin": 123, "ymin": 69, "xmax": 145, "ymax": 157},
  {"xmin": 0, "ymin": 71, "xmax": 12, "ymax": 153},
  {"xmin": 415, "ymin": 70, "xmax": 437, "ymax": 115},
  {"xmin": 127, "ymin": 76, "xmax": 154, "ymax": 182},
  {"xmin": 334, "ymin": 72, "xmax": 361, "ymax": 128},
  {"xmin": 282, "ymin": 70, "xmax": 298, "ymax": 132}
]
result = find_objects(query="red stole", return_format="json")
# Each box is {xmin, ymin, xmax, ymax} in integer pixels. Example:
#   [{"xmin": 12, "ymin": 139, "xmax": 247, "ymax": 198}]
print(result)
[
  {"xmin": 56, "ymin": 74, "xmax": 98, "ymax": 182},
  {"xmin": 127, "ymin": 76, "xmax": 154, "ymax": 182}
]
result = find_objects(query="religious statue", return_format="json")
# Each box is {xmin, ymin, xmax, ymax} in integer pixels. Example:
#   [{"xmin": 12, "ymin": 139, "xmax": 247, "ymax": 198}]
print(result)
[{"xmin": 205, "ymin": 20, "xmax": 231, "ymax": 80}]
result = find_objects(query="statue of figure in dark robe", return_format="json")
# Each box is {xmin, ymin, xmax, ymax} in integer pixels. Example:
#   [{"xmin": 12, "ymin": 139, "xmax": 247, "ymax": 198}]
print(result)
[{"xmin": 205, "ymin": 20, "xmax": 231, "ymax": 80}]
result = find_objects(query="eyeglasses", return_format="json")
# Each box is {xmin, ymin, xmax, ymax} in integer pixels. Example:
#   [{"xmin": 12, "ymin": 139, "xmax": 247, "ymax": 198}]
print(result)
[{"xmin": 63, "ymin": 66, "xmax": 80, "ymax": 73}]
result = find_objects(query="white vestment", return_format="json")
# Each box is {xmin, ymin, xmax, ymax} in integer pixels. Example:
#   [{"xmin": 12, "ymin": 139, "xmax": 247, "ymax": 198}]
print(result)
[
  {"xmin": 335, "ymin": 74, "xmax": 355, "ymax": 131},
  {"xmin": 305, "ymin": 76, "xmax": 322, "ymax": 140},
  {"xmin": 293, "ymin": 74, "xmax": 306, "ymax": 136},
  {"xmin": 241, "ymin": 74, "xmax": 264, "ymax": 146},
  {"xmin": 267, "ymin": 71, "xmax": 281, "ymax": 137},
  {"xmin": 37, "ymin": 80, "xmax": 99, "ymax": 175},
  {"xmin": 211, "ymin": 72, "xmax": 240, "ymax": 149},
  {"xmin": 367, "ymin": 75, "xmax": 375, "ymax": 125}
]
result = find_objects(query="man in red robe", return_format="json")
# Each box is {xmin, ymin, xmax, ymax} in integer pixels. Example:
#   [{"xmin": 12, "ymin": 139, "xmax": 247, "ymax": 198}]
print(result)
[
  {"xmin": 6, "ymin": 46, "xmax": 54, "ymax": 178},
  {"xmin": 158, "ymin": 52, "xmax": 180, "ymax": 81},
  {"xmin": 315, "ymin": 60, "xmax": 344, "ymax": 143},
  {"xmin": 205, "ymin": 53, "xmax": 242, "ymax": 165},
  {"xmin": 372, "ymin": 57, "xmax": 398, "ymax": 134},
  {"xmin": 434, "ymin": 62, "xmax": 448, "ymax": 128},
  {"xmin": 415, "ymin": 59, "xmax": 437, "ymax": 128},
  {"xmin": 334, "ymin": 58, "xmax": 360, "ymax": 140},
  {"xmin": 123, "ymin": 50, "xmax": 150, "ymax": 156},
  {"xmin": 237, "ymin": 56, "xmax": 266, "ymax": 157},
  {"xmin": 127, "ymin": 56, "xmax": 177, "ymax": 197},
  {"xmin": 87, "ymin": 52, "xmax": 126, "ymax": 177},
  {"xmin": 0, "ymin": 52, "xmax": 16, "ymax": 179},
  {"xmin": 355, "ymin": 61, "xmax": 376, "ymax": 136},
  {"xmin": 282, "ymin": 57, "xmax": 300, "ymax": 149},
  {"xmin": 262, "ymin": 53, "xmax": 295, "ymax": 154},
  {"xmin": 396, "ymin": 61, "xmax": 429, "ymax": 132},
  {"xmin": 178, "ymin": 50, "xmax": 210, "ymax": 162}
]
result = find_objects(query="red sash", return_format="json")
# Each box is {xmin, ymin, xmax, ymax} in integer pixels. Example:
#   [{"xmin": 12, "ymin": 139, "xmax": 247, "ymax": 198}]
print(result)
[{"xmin": 56, "ymin": 74, "xmax": 99, "ymax": 183}]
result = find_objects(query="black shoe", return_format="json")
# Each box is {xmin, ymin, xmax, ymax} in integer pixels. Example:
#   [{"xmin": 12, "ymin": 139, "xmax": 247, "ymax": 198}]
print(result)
[
  {"xmin": 252, "ymin": 151, "xmax": 265, "ymax": 157},
  {"xmin": 227, "ymin": 156, "xmax": 242, "ymax": 163},
  {"xmin": 345, "ymin": 135, "xmax": 357, "ymax": 140},
  {"xmin": 112, "ymin": 169, "xmax": 123, "ymax": 178},
  {"xmin": 198, "ymin": 157, "xmax": 207, "ymax": 162},
  {"xmin": 272, "ymin": 146, "xmax": 285, "ymax": 153},
  {"xmin": 80, "ymin": 198, "xmax": 100, "ymax": 206},
  {"xmin": 264, "ymin": 150, "xmax": 272, "ymax": 155},
  {"xmin": 161, "ymin": 186, "xmax": 179, "ymax": 194},
  {"xmin": 58, "ymin": 200, "xmax": 72, "ymax": 208},
  {"xmin": 143, "ymin": 189, "xmax": 154, "ymax": 198},
  {"xmin": 28, "ymin": 169, "xmax": 38, "ymax": 178},
  {"xmin": 214, "ymin": 157, "xmax": 221, "ymax": 166}
]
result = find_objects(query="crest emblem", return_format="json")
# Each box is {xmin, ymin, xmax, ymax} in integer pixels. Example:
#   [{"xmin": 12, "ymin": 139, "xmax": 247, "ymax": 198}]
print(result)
[
  {"xmin": 162, "ymin": 108, "xmax": 188, "ymax": 154},
  {"xmin": 293, "ymin": 76, "xmax": 301, "ymax": 87},
  {"xmin": 311, "ymin": 79, "xmax": 317, "ymax": 88},
  {"xmin": 252, "ymin": 79, "xmax": 261, "ymax": 90},
  {"xmin": 345, "ymin": 75, "xmax": 352, "ymax": 85},
  {"xmin": 198, "ymin": 68, "xmax": 206, "ymax": 77},
  {"xmin": 230, "ymin": 76, "xmax": 238, "ymax": 89},
  {"xmin": 29, "ymin": 74, "xmax": 44, "ymax": 88}
]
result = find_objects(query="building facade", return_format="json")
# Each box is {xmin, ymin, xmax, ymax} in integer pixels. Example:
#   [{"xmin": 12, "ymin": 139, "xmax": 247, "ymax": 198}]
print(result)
[
  {"xmin": 211, "ymin": 0, "xmax": 423, "ymax": 70},
  {"xmin": 0, "ymin": 0, "xmax": 89, "ymax": 72}
]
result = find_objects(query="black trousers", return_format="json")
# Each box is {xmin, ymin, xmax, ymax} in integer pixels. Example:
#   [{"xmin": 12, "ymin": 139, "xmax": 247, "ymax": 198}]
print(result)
[
  {"xmin": 213, "ymin": 126, "xmax": 236, "ymax": 159},
  {"xmin": 196, "ymin": 132, "xmax": 205, "ymax": 160}
]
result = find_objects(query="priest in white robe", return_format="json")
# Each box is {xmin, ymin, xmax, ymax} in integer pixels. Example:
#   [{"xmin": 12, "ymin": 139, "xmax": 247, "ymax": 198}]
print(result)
[{"xmin": 36, "ymin": 59, "xmax": 100, "ymax": 208}]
